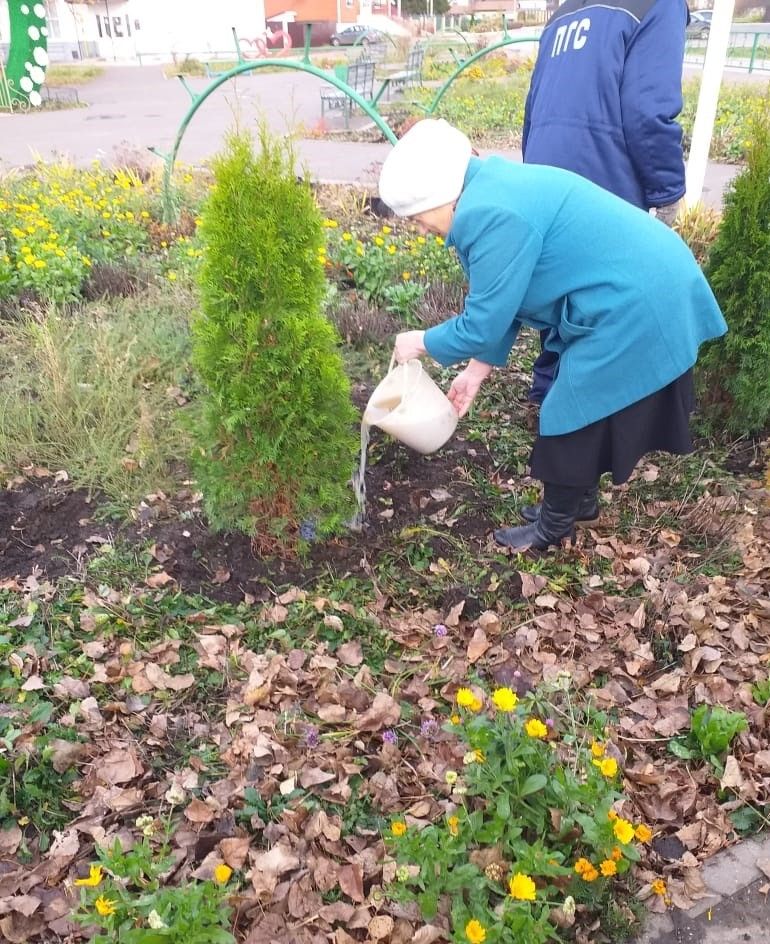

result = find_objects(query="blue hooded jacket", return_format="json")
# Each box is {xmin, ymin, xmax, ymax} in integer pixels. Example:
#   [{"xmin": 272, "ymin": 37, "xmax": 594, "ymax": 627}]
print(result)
[
  {"xmin": 423, "ymin": 157, "xmax": 726, "ymax": 437},
  {"xmin": 523, "ymin": 0, "xmax": 688, "ymax": 210}
]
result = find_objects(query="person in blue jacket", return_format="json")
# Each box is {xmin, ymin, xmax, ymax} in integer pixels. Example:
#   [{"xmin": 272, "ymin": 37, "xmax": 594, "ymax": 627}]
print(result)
[
  {"xmin": 523, "ymin": 0, "xmax": 689, "ymax": 416},
  {"xmin": 379, "ymin": 119, "xmax": 726, "ymax": 553}
]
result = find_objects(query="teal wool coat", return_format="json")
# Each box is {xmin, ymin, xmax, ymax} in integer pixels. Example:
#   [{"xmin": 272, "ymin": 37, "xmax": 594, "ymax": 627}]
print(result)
[{"xmin": 423, "ymin": 157, "xmax": 727, "ymax": 436}]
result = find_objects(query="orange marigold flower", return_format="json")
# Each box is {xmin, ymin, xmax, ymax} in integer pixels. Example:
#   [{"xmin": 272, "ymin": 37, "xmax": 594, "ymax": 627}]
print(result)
[
  {"xmin": 574, "ymin": 858, "xmax": 592, "ymax": 876},
  {"xmin": 651, "ymin": 879, "xmax": 667, "ymax": 896},
  {"xmin": 635, "ymin": 823, "xmax": 653, "ymax": 843},
  {"xmin": 448, "ymin": 815, "xmax": 460, "ymax": 837},
  {"xmin": 600, "ymin": 859, "xmax": 617, "ymax": 877},
  {"xmin": 611, "ymin": 846, "xmax": 623, "ymax": 862}
]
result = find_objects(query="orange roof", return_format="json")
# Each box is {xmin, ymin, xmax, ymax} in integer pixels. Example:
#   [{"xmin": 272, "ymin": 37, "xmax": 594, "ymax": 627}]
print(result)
[{"xmin": 265, "ymin": 0, "xmax": 345, "ymax": 20}]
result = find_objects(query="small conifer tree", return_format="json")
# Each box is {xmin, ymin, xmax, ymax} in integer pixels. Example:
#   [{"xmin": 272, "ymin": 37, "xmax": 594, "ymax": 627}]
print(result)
[
  {"xmin": 191, "ymin": 131, "xmax": 357, "ymax": 546},
  {"xmin": 697, "ymin": 110, "xmax": 770, "ymax": 435}
]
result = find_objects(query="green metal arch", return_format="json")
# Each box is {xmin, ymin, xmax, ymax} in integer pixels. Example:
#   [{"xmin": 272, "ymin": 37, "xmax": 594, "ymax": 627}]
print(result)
[
  {"xmin": 156, "ymin": 58, "xmax": 398, "ymax": 219},
  {"xmin": 426, "ymin": 34, "xmax": 540, "ymax": 115}
]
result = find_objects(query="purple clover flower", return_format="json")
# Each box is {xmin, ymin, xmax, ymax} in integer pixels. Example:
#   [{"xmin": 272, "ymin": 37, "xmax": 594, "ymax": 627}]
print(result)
[
  {"xmin": 546, "ymin": 718, "xmax": 555, "ymax": 729},
  {"xmin": 382, "ymin": 729, "xmax": 398, "ymax": 745},
  {"xmin": 304, "ymin": 725, "xmax": 320, "ymax": 749},
  {"xmin": 420, "ymin": 718, "xmax": 439, "ymax": 739},
  {"xmin": 434, "ymin": 624, "xmax": 448, "ymax": 637}
]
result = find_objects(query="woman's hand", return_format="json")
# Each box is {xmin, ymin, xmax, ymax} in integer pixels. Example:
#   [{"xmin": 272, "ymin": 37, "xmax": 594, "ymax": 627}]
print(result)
[
  {"xmin": 447, "ymin": 359, "xmax": 494, "ymax": 417},
  {"xmin": 393, "ymin": 330, "xmax": 427, "ymax": 364}
]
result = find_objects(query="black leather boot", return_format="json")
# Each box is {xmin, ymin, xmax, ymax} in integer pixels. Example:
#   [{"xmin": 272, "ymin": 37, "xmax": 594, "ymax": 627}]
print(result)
[
  {"xmin": 520, "ymin": 484, "xmax": 600, "ymax": 524},
  {"xmin": 494, "ymin": 483, "xmax": 584, "ymax": 552}
]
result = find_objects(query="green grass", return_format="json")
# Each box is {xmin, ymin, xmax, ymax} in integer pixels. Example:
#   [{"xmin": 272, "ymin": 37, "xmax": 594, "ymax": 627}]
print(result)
[
  {"xmin": 45, "ymin": 64, "xmax": 104, "ymax": 86},
  {"xmin": 0, "ymin": 286, "xmax": 194, "ymax": 504}
]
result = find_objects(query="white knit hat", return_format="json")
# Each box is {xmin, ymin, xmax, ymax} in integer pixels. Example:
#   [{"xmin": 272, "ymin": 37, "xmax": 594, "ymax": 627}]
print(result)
[{"xmin": 379, "ymin": 119, "xmax": 472, "ymax": 217}]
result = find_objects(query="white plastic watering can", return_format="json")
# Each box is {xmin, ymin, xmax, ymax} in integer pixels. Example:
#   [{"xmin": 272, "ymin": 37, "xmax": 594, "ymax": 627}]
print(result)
[{"xmin": 363, "ymin": 357, "xmax": 459, "ymax": 454}]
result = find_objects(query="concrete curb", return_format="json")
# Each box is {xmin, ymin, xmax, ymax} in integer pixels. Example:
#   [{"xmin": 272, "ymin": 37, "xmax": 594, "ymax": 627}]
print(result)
[{"xmin": 635, "ymin": 833, "xmax": 770, "ymax": 943}]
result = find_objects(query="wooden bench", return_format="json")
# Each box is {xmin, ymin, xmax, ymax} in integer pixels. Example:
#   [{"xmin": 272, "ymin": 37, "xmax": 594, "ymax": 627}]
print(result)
[
  {"xmin": 385, "ymin": 45, "xmax": 425, "ymax": 98},
  {"xmin": 320, "ymin": 59, "xmax": 376, "ymax": 128}
]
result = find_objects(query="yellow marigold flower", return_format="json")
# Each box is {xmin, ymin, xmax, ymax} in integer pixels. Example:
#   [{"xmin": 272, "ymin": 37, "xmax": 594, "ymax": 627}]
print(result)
[
  {"xmin": 635, "ymin": 824, "xmax": 653, "ymax": 843},
  {"xmin": 492, "ymin": 687, "xmax": 518, "ymax": 712},
  {"xmin": 435, "ymin": 236, "xmax": 444, "ymax": 245},
  {"xmin": 374, "ymin": 235, "xmax": 384, "ymax": 246},
  {"xmin": 342, "ymin": 232, "xmax": 352, "ymax": 241},
  {"xmin": 613, "ymin": 818, "xmax": 635, "ymax": 845},
  {"xmin": 573, "ymin": 858, "xmax": 591, "ymax": 876},
  {"xmin": 593, "ymin": 757, "xmax": 618, "ymax": 778},
  {"xmin": 402, "ymin": 271, "xmax": 411, "ymax": 280},
  {"xmin": 474, "ymin": 748, "xmax": 484, "ymax": 762},
  {"xmin": 611, "ymin": 846, "xmax": 623, "ymax": 861},
  {"xmin": 213, "ymin": 864, "xmax": 232, "ymax": 884},
  {"xmin": 356, "ymin": 246, "xmax": 364, "ymax": 256},
  {"xmin": 600, "ymin": 859, "xmax": 617, "ymax": 877},
  {"xmin": 323, "ymin": 219, "xmax": 338, "ymax": 228},
  {"xmin": 591, "ymin": 741, "xmax": 605, "ymax": 758},
  {"xmin": 416, "ymin": 235, "xmax": 426, "ymax": 244},
  {"xmin": 94, "ymin": 896, "xmax": 116, "ymax": 917},
  {"xmin": 525, "ymin": 718, "xmax": 548, "ymax": 739},
  {"xmin": 607, "ymin": 810, "xmax": 618, "ymax": 821},
  {"xmin": 75, "ymin": 864, "xmax": 103, "ymax": 887},
  {"xmin": 582, "ymin": 865, "xmax": 599, "ymax": 882},
  {"xmin": 456, "ymin": 688, "xmax": 476, "ymax": 708},
  {"xmin": 651, "ymin": 878, "xmax": 667, "ymax": 896},
  {"xmin": 448, "ymin": 815, "xmax": 459, "ymax": 836},
  {"xmin": 450, "ymin": 714, "xmax": 461, "ymax": 725},
  {"xmin": 34, "ymin": 259, "xmax": 46, "ymax": 269},
  {"xmin": 167, "ymin": 271, "xmax": 177, "ymax": 281},
  {"xmin": 387, "ymin": 244, "xmax": 396, "ymax": 255},
  {"xmin": 391, "ymin": 820, "xmax": 407, "ymax": 837},
  {"xmin": 140, "ymin": 210, "xmax": 150, "ymax": 218},
  {"xmin": 508, "ymin": 872, "xmax": 537, "ymax": 901},
  {"xmin": 381, "ymin": 225, "xmax": 392, "ymax": 234},
  {"xmin": 465, "ymin": 919, "xmax": 486, "ymax": 943},
  {"xmin": 469, "ymin": 697, "xmax": 483, "ymax": 712}
]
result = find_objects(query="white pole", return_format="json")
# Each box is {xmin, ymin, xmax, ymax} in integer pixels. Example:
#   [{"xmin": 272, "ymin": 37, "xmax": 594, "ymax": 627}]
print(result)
[{"xmin": 684, "ymin": 0, "xmax": 736, "ymax": 208}]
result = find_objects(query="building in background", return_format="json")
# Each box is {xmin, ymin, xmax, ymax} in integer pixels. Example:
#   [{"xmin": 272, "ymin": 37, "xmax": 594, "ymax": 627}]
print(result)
[
  {"xmin": 0, "ymin": 0, "xmax": 413, "ymax": 62},
  {"xmin": 0, "ymin": 0, "xmax": 269, "ymax": 62}
]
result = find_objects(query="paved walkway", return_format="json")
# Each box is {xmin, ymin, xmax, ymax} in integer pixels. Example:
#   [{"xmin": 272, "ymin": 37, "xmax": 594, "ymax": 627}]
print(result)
[
  {"xmin": 636, "ymin": 833, "xmax": 770, "ymax": 943},
  {"xmin": 0, "ymin": 64, "xmax": 754, "ymax": 207}
]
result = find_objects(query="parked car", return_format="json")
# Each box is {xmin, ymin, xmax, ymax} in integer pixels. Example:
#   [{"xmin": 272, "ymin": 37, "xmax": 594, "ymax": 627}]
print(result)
[
  {"xmin": 329, "ymin": 25, "xmax": 384, "ymax": 46},
  {"xmin": 687, "ymin": 11, "xmax": 712, "ymax": 39}
]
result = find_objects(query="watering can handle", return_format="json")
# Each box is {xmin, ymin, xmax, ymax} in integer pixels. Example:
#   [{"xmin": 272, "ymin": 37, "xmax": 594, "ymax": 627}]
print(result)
[{"xmin": 388, "ymin": 354, "xmax": 422, "ymax": 409}]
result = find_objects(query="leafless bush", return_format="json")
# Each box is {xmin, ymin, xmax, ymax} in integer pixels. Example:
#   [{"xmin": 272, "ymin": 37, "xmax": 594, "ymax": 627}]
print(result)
[
  {"xmin": 414, "ymin": 281, "xmax": 466, "ymax": 328},
  {"xmin": 330, "ymin": 293, "xmax": 397, "ymax": 346}
]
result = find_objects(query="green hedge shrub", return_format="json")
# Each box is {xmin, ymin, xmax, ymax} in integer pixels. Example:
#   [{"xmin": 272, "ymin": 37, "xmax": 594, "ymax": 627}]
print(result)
[
  {"xmin": 191, "ymin": 131, "xmax": 356, "ymax": 547},
  {"xmin": 697, "ymin": 111, "xmax": 770, "ymax": 436}
]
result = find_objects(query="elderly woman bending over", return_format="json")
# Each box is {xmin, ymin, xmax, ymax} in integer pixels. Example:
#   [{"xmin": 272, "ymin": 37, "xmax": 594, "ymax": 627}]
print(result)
[{"xmin": 379, "ymin": 120, "xmax": 726, "ymax": 553}]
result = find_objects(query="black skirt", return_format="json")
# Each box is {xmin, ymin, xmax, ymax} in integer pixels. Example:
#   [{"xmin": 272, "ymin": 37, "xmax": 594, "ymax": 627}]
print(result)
[{"xmin": 529, "ymin": 370, "xmax": 695, "ymax": 487}]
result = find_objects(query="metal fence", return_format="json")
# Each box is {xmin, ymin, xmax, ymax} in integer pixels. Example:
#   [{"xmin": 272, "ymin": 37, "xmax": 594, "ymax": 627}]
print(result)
[{"xmin": 684, "ymin": 28, "xmax": 770, "ymax": 73}]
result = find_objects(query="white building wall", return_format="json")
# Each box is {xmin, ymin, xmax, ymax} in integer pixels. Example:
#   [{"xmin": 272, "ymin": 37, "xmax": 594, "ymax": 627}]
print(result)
[{"xmin": 0, "ymin": 0, "xmax": 267, "ymax": 62}]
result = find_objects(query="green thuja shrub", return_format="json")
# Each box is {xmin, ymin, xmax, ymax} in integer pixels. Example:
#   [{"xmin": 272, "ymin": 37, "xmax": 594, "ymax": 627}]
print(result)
[
  {"xmin": 191, "ymin": 131, "xmax": 357, "ymax": 546},
  {"xmin": 697, "ymin": 110, "xmax": 770, "ymax": 436}
]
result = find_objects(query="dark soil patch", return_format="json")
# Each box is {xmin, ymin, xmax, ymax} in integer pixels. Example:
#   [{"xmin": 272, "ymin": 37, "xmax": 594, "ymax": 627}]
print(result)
[{"xmin": 0, "ymin": 427, "xmax": 502, "ymax": 603}]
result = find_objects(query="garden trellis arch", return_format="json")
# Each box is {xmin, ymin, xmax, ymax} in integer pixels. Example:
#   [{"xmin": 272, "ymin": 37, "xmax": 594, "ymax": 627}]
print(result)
[{"xmin": 156, "ymin": 25, "xmax": 540, "ymax": 218}]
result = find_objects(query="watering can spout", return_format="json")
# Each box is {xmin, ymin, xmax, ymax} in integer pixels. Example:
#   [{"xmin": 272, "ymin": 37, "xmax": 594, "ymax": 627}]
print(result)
[{"xmin": 363, "ymin": 358, "xmax": 458, "ymax": 455}]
